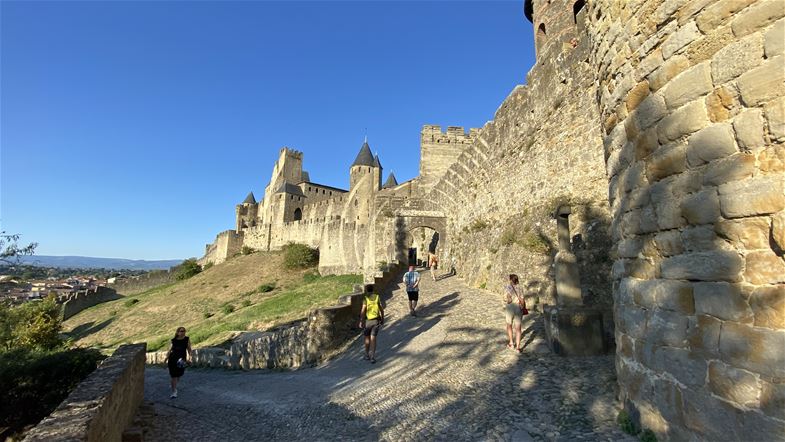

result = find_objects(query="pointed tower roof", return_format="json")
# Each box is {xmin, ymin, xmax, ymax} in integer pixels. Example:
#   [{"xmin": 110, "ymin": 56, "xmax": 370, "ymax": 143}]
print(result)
[
  {"xmin": 242, "ymin": 192, "xmax": 256, "ymax": 204},
  {"xmin": 373, "ymin": 154, "xmax": 382, "ymax": 169},
  {"xmin": 351, "ymin": 141, "xmax": 375, "ymax": 167},
  {"xmin": 383, "ymin": 172, "xmax": 398, "ymax": 188},
  {"xmin": 275, "ymin": 181, "xmax": 305, "ymax": 197}
]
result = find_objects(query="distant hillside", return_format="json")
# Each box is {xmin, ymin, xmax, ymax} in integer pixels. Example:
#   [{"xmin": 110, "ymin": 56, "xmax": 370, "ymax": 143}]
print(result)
[{"xmin": 17, "ymin": 255, "xmax": 183, "ymax": 270}]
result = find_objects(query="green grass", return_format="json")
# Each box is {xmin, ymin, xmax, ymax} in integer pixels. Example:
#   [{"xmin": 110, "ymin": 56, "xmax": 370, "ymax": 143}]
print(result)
[{"xmin": 63, "ymin": 252, "xmax": 360, "ymax": 353}]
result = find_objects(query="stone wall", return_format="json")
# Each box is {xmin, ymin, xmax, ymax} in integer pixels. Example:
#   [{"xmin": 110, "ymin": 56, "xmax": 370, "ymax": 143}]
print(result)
[
  {"xmin": 24, "ymin": 344, "xmax": 146, "ymax": 442},
  {"xmin": 587, "ymin": 0, "xmax": 785, "ymax": 439},
  {"xmin": 418, "ymin": 125, "xmax": 477, "ymax": 193},
  {"xmin": 421, "ymin": 0, "xmax": 611, "ymax": 310},
  {"xmin": 61, "ymin": 287, "xmax": 123, "ymax": 320},
  {"xmin": 200, "ymin": 229, "xmax": 244, "ymax": 266}
]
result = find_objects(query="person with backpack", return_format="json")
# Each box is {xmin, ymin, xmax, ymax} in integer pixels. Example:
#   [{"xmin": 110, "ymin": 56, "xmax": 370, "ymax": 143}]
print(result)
[
  {"xmin": 503, "ymin": 274, "xmax": 527, "ymax": 353},
  {"xmin": 403, "ymin": 265, "xmax": 421, "ymax": 316},
  {"xmin": 358, "ymin": 283, "xmax": 385, "ymax": 364}
]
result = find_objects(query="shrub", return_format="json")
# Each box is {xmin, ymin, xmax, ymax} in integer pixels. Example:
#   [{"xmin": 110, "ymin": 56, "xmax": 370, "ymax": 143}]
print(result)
[
  {"xmin": 174, "ymin": 258, "xmax": 201, "ymax": 281},
  {"xmin": 376, "ymin": 261, "xmax": 388, "ymax": 272},
  {"xmin": 617, "ymin": 410, "xmax": 638, "ymax": 435},
  {"xmin": 109, "ymin": 310, "xmax": 118, "ymax": 317},
  {"xmin": 241, "ymin": 246, "xmax": 255, "ymax": 255},
  {"xmin": 499, "ymin": 228, "xmax": 517, "ymax": 246},
  {"xmin": 257, "ymin": 283, "xmax": 276, "ymax": 293},
  {"xmin": 519, "ymin": 230, "xmax": 549, "ymax": 254},
  {"xmin": 640, "ymin": 429, "xmax": 657, "ymax": 442},
  {"xmin": 0, "ymin": 347, "xmax": 104, "ymax": 436},
  {"xmin": 241, "ymin": 299, "xmax": 252, "ymax": 308},
  {"xmin": 124, "ymin": 298, "xmax": 139, "ymax": 307},
  {"xmin": 203, "ymin": 262, "xmax": 214, "ymax": 270},
  {"xmin": 203, "ymin": 312, "xmax": 214, "ymax": 319},
  {"xmin": 221, "ymin": 304, "xmax": 235, "ymax": 315},
  {"xmin": 1, "ymin": 295, "xmax": 63, "ymax": 351},
  {"xmin": 479, "ymin": 282, "xmax": 487, "ymax": 289},
  {"xmin": 283, "ymin": 243, "xmax": 319, "ymax": 269}
]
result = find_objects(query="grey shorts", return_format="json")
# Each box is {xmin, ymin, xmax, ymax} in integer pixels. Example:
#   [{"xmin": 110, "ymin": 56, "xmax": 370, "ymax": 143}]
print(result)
[
  {"xmin": 504, "ymin": 303, "xmax": 522, "ymax": 326},
  {"xmin": 363, "ymin": 319, "xmax": 381, "ymax": 337}
]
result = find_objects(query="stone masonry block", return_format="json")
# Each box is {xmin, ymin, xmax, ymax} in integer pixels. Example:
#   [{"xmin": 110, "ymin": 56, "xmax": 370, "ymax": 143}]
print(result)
[
  {"xmin": 648, "ymin": 55, "xmax": 691, "ymax": 92},
  {"xmin": 688, "ymin": 314, "xmax": 722, "ymax": 356},
  {"xmin": 654, "ymin": 230, "xmax": 684, "ymax": 256},
  {"xmin": 653, "ymin": 346, "xmax": 707, "ymax": 387},
  {"xmin": 708, "ymin": 361, "xmax": 761, "ymax": 408},
  {"xmin": 636, "ymin": 48, "xmax": 664, "ymax": 81},
  {"xmin": 619, "ymin": 305, "xmax": 649, "ymax": 339},
  {"xmin": 618, "ymin": 237, "xmax": 643, "ymax": 259},
  {"xmin": 745, "ymin": 250, "xmax": 785, "ymax": 285},
  {"xmin": 686, "ymin": 123, "xmax": 737, "ymax": 166},
  {"xmin": 765, "ymin": 96, "xmax": 785, "ymax": 141},
  {"xmin": 774, "ymin": 210, "xmax": 785, "ymax": 250},
  {"xmin": 707, "ymin": 85, "xmax": 734, "ymax": 122},
  {"xmin": 715, "ymin": 216, "xmax": 772, "ymax": 249},
  {"xmin": 680, "ymin": 189, "xmax": 720, "ymax": 224},
  {"xmin": 732, "ymin": 109, "xmax": 765, "ymax": 150},
  {"xmin": 696, "ymin": 0, "xmax": 755, "ymax": 33},
  {"xmin": 635, "ymin": 93, "xmax": 668, "ymax": 130},
  {"xmin": 737, "ymin": 55, "xmax": 785, "ymax": 107},
  {"xmin": 654, "ymin": 195, "xmax": 686, "ymax": 230},
  {"xmin": 646, "ymin": 143, "xmax": 687, "ymax": 181},
  {"xmin": 761, "ymin": 380, "xmax": 785, "ymax": 420},
  {"xmin": 703, "ymin": 152, "xmax": 755, "ymax": 186},
  {"xmin": 653, "ymin": 279, "xmax": 695, "ymax": 313},
  {"xmin": 765, "ymin": 18, "xmax": 785, "ymax": 57},
  {"xmin": 711, "ymin": 32, "xmax": 764, "ymax": 84},
  {"xmin": 731, "ymin": 0, "xmax": 785, "ymax": 37},
  {"xmin": 649, "ymin": 309, "xmax": 691, "ymax": 347},
  {"xmin": 663, "ymin": 21, "xmax": 701, "ymax": 59},
  {"xmin": 681, "ymin": 225, "xmax": 731, "ymax": 252},
  {"xmin": 720, "ymin": 321, "xmax": 785, "ymax": 378},
  {"xmin": 750, "ymin": 284, "xmax": 785, "ymax": 329},
  {"xmin": 661, "ymin": 250, "xmax": 743, "ymax": 281},
  {"xmin": 626, "ymin": 80, "xmax": 650, "ymax": 112},
  {"xmin": 663, "ymin": 62, "xmax": 713, "ymax": 109},
  {"xmin": 719, "ymin": 176, "xmax": 785, "ymax": 218},
  {"xmin": 678, "ymin": 0, "xmax": 714, "ymax": 25},
  {"xmin": 658, "ymin": 100, "xmax": 710, "ymax": 143},
  {"xmin": 694, "ymin": 281, "xmax": 753, "ymax": 321},
  {"xmin": 635, "ymin": 127, "xmax": 659, "ymax": 160},
  {"xmin": 759, "ymin": 144, "xmax": 785, "ymax": 172}
]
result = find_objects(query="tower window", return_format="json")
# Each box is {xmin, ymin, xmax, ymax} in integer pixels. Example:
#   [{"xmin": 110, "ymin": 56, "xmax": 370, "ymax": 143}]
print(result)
[{"xmin": 573, "ymin": 0, "xmax": 586, "ymax": 24}]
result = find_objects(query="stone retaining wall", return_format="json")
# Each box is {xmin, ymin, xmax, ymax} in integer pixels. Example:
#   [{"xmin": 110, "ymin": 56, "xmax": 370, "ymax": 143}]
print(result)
[
  {"xmin": 24, "ymin": 344, "xmax": 146, "ymax": 442},
  {"xmin": 61, "ymin": 287, "xmax": 123, "ymax": 320}
]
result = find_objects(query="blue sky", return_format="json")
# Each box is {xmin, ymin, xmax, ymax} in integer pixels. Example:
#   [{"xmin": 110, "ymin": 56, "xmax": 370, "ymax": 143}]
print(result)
[{"xmin": 1, "ymin": 1, "xmax": 536, "ymax": 260}]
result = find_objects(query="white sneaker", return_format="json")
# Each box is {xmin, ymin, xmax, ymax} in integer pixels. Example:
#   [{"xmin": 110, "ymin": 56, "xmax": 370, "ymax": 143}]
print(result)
[{"xmin": 170, "ymin": 390, "xmax": 178, "ymax": 398}]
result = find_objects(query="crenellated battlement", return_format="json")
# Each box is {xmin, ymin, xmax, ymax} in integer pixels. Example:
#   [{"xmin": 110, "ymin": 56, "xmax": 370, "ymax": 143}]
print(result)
[{"xmin": 420, "ymin": 125, "xmax": 476, "ymax": 144}]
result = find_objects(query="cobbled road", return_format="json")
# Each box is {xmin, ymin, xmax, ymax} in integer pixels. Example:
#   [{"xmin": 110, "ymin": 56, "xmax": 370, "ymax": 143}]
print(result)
[{"xmin": 142, "ymin": 271, "xmax": 635, "ymax": 442}]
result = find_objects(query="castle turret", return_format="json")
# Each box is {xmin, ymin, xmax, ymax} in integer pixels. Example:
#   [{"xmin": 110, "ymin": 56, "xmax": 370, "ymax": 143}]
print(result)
[
  {"xmin": 235, "ymin": 192, "xmax": 259, "ymax": 232},
  {"xmin": 383, "ymin": 172, "xmax": 398, "ymax": 189},
  {"xmin": 349, "ymin": 140, "xmax": 381, "ymax": 191},
  {"xmin": 418, "ymin": 125, "xmax": 476, "ymax": 193},
  {"xmin": 525, "ymin": 0, "xmax": 588, "ymax": 58}
]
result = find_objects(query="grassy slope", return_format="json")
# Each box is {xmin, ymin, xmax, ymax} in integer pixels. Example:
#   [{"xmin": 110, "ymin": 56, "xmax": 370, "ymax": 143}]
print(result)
[{"xmin": 62, "ymin": 252, "xmax": 361, "ymax": 352}]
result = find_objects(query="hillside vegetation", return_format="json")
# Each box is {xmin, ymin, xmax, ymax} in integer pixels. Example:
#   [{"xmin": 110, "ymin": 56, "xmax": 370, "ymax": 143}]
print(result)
[{"xmin": 62, "ymin": 251, "xmax": 361, "ymax": 352}]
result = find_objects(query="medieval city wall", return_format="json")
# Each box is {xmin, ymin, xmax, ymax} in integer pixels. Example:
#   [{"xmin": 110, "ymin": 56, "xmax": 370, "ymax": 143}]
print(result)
[
  {"xmin": 423, "ymin": 2, "xmax": 611, "ymax": 310},
  {"xmin": 588, "ymin": 0, "xmax": 784, "ymax": 439}
]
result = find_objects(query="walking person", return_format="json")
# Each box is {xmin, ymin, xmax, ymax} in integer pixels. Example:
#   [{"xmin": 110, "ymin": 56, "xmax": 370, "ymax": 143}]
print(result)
[
  {"xmin": 428, "ymin": 252, "xmax": 439, "ymax": 281},
  {"xmin": 166, "ymin": 326, "xmax": 193, "ymax": 398},
  {"xmin": 503, "ymin": 274, "xmax": 526, "ymax": 353},
  {"xmin": 358, "ymin": 284, "xmax": 385, "ymax": 364},
  {"xmin": 403, "ymin": 265, "xmax": 421, "ymax": 316}
]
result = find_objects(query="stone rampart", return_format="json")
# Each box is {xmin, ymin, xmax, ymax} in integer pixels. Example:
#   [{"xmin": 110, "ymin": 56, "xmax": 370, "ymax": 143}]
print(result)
[
  {"xmin": 23, "ymin": 344, "xmax": 146, "ymax": 442},
  {"xmin": 61, "ymin": 287, "xmax": 123, "ymax": 320},
  {"xmin": 588, "ymin": 0, "xmax": 785, "ymax": 439},
  {"xmin": 109, "ymin": 270, "xmax": 173, "ymax": 295}
]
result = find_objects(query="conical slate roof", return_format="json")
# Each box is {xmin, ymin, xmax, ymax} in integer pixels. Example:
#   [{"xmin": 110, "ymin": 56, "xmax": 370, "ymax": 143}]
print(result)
[
  {"xmin": 242, "ymin": 192, "xmax": 256, "ymax": 204},
  {"xmin": 351, "ymin": 141, "xmax": 375, "ymax": 167},
  {"xmin": 383, "ymin": 173, "xmax": 398, "ymax": 188},
  {"xmin": 373, "ymin": 154, "xmax": 382, "ymax": 169}
]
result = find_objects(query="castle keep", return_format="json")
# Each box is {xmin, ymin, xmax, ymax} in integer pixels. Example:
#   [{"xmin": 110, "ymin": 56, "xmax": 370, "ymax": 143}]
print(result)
[{"xmin": 203, "ymin": 0, "xmax": 785, "ymax": 439}]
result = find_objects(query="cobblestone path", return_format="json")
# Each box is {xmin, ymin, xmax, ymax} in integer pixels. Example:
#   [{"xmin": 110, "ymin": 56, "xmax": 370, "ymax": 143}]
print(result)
[{"xmin": 142, "ymin": 272, "xmax": 634, "ymax": 442}]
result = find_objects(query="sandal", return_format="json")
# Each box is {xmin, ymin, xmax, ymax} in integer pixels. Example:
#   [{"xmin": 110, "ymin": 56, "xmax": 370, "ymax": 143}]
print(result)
[{"xmin": 506, "ymin": 343, "xmax": 514, "ymax": 350}]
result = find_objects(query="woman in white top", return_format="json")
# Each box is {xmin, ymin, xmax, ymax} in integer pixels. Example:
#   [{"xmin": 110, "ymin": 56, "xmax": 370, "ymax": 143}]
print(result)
[{"xmin": 503, "ymin": 274, "xmax": 525, "ymax": 352}]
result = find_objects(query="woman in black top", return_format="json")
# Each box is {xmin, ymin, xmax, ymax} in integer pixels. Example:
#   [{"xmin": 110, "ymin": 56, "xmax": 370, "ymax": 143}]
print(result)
[{"xmin": 166, "ymin": 326, "xmax": 192, "ymax": 398}]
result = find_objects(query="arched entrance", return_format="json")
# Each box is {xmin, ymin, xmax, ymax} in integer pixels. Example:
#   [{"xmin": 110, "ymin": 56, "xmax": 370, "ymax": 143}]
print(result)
[{"xmin": 390, "ymin": 213, "xmax": 448, "ymax": 267}]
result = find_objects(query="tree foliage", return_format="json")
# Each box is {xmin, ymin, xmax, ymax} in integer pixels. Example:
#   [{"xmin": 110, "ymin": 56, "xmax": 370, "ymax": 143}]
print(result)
[
  {"xmin": 173, "ymin": 258, "xmax": 202, "ymax": 280},
  {"xmin": 0, "ymin": 231, "xmax": 37, "ymax": 265},
  {"xmin": 282, "ymin": 243, "xmax": 319, "ymax": 269},
  {"xmin": 0, "ymin": 295, "xmax": 63, "ymax": 351}
]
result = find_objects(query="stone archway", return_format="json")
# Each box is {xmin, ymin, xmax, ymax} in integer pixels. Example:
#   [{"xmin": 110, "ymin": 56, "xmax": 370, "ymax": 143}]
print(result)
[{"xmin": 390, "ymin": 212, "xmax": 448, "ymax": 266}]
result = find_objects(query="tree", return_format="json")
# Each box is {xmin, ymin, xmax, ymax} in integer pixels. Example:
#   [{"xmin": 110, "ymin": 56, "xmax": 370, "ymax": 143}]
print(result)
[
  {"xmin": 0, "ymin": 232, "xmax": 37, "ymax": 265},
  {"xmin": 173, "ymin": 258, "xmax": 202, "ymax": 280}
]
